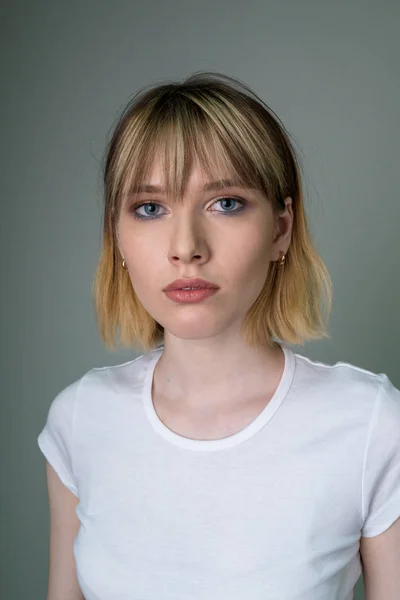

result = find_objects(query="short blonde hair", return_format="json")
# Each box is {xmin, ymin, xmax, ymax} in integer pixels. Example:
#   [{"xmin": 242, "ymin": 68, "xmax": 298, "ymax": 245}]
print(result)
[{"xmin": 93, "ymin": 72, "xmax": 333, "ymax": 353}]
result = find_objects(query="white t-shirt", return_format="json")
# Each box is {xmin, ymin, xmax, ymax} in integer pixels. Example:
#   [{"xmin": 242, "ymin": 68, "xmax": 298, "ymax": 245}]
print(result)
[{"xmin": 37, "ymin": 344, "xmax": 400, "ymax": 600}]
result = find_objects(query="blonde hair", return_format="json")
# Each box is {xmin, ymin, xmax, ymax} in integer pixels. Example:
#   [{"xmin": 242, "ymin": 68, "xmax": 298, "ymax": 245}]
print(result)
[{"xmin": 93, "ymin": 72, "xmax": 333, "ymax": 353}]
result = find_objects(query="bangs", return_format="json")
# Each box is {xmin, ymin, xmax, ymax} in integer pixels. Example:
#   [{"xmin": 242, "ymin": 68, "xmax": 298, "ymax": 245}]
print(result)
[{"xmin": 119, "ymin": 91, "xmax": 281, "ymax": 207}]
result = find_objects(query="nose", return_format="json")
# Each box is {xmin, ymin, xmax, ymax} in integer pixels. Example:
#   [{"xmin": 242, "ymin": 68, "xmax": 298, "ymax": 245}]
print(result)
[{"xmin": 167, "ymin": 214, "xmax": 210, "ymax": 266}]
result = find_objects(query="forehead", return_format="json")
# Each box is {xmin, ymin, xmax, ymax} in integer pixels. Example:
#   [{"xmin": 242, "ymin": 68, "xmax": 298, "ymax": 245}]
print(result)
[
  {"xmin": 147, "ymin": 156, "xmax": 232, "ymax": 187},
  {"xmin": 131, "ymin": 157, "xmax": 251, "ymax": 197}
]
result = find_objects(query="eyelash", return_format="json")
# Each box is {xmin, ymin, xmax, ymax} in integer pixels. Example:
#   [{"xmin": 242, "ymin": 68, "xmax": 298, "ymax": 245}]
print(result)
[{"xmin": 129, "ymin": 197, "xmax": 247, "ymax": 221}]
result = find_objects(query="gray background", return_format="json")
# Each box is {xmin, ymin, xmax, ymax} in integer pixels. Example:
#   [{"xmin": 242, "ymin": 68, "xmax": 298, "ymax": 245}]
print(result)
[{"xmin": 1, "ymin": 1, "xmax": 399, "ymax": 598}]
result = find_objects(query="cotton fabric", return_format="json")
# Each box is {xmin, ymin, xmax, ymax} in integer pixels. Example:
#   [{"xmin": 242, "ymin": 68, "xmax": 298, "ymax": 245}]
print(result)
[{"xmin": 37, "ymin": 344, "xmax": 400, "ymax": 600}]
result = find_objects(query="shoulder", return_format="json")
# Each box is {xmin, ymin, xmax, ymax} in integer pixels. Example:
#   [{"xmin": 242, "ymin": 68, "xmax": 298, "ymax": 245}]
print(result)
[
  {"xmin": 82, "ymin": 348, "xmax": 160, "ymax": 394},
  {"xmin": 48, "ymin": 348, "xmax": 161, "ymax": 419},
  {"xmin": 293, "ymin": 349, "xmax": 386, "ymax": 387},
  {"xmin": 292, "ymin": 349, "xmax": 398, "ymax": 414}
]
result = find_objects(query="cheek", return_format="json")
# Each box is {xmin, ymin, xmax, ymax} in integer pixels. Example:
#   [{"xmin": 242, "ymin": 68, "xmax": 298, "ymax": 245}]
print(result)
[
  {"xmin": 226, "ymin": 230, "xmax": 271, "ymax": 273},
  {"xmin": 118, "ymin": 226, "xmax": 150, "ymax": 266},
  {"xmin": 119, "ymin": 237, "xmax": 163, "ymax": 293}
]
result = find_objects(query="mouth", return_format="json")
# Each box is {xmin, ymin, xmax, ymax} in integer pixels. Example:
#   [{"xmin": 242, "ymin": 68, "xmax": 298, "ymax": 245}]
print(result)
[
  {"xmin": 164, "ymin": 287, "xmax": 219, "ymax": 303},
  {"xmin": 164, "ymin": 279, "xmax": 219, "ymax": 292}
]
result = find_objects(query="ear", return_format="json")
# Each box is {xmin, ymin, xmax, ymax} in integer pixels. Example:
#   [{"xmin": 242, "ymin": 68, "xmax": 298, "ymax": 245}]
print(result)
[{"xmin": 272, "ymin": 197, "xmax": 293, "ymax": 256}]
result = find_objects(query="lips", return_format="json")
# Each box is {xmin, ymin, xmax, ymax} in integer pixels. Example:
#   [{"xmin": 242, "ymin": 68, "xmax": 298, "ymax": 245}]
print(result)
[{"xmin": 164, "ymin": 278, "xmax": 219, "ymax": 292}]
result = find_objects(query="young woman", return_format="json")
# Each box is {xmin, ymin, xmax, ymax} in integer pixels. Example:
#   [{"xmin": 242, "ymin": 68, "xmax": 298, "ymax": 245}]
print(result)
[{"xmin": 38, "ymin": 72, "xmax": 400, "ymax": 600}]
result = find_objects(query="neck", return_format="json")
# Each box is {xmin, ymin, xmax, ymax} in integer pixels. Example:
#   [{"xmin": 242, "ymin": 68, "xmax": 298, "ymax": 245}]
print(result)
[{"xmin": 152, "ymin": 334, "xmax": 284, "ymax": 411}]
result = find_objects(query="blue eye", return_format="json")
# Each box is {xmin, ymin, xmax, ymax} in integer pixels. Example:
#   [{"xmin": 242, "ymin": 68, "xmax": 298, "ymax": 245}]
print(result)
[{"xmin": 130, "ymin": 197, "xmax": 246, "ymax": 221}]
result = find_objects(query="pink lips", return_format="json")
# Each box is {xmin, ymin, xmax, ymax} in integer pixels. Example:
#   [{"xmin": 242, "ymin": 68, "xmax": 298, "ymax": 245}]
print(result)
[
  {"xmin": 164, "ymin": 288, "xmax": 219, "ymax": 303},
  {"xmin": 163, "ymin": 277, "xmax": 219, "ymax": 291}
]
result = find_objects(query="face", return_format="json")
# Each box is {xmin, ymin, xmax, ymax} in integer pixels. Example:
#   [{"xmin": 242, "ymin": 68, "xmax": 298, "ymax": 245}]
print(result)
[{"xmin": 117, "ymin": 157, "xmax": 293, "ymax": 343}]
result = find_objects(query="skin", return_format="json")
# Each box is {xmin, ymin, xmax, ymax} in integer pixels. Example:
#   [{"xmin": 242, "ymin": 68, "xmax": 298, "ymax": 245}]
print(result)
[{"xmin": 117, "ymin": 157, "xmax": 293, "ymax": 414}]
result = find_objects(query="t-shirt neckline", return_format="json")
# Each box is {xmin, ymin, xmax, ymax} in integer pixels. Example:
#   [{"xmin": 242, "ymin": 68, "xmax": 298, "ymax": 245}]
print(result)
[{"xmin": 142, "ymin": 343, "xmax": 296, "ymax": 451}]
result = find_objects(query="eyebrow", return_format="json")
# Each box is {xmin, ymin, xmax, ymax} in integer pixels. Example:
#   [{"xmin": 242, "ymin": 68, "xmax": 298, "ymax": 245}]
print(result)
[{"xmin": 127, "ymin": 178, "xmax": 250, "ymax": 195}]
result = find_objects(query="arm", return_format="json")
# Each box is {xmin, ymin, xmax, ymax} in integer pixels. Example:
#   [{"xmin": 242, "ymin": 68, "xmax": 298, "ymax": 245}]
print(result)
[
  {"xmin": 360, "ymin": 516, "xmax": 400, "ymax": 600},
  {"xmin": 45, "ymin": 460, "xmax": 85, "ymax": 600}
]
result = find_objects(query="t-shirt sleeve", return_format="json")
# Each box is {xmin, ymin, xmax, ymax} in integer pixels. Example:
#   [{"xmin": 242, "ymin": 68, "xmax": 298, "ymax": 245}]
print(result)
[
  {"xmin": 361, "ymin": 373, "xmax": 400, "ymax": 537},
  {"xmin": 37, "ymin": 379, "xmax": 80, "ymax": 497}
]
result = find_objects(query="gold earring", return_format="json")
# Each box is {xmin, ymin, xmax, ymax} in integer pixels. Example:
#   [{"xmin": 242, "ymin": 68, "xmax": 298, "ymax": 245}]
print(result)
[
  {"xmin": 122, "ymin": 258, "xmax": 127, "ymax": 270},
  {"xmin": 279, "ymin": 251, "xmax": 286, "ymax": 266}
]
